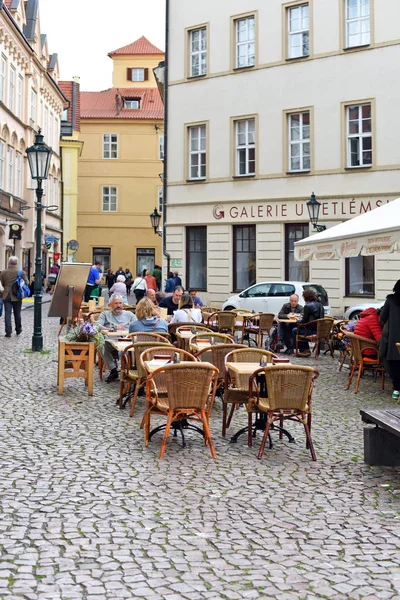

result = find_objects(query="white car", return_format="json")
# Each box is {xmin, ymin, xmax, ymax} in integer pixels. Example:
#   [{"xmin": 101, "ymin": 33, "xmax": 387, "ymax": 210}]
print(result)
[
  {"xmin": 343, "ymin": 301, "xmax": 384, "ymax": 321},
  {"xmin": 222, "ymin": 281, "xmax": 331, "ymax": 316}
]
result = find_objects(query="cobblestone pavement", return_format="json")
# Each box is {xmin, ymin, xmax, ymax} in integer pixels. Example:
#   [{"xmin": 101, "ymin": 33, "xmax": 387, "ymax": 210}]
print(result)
[{"xmin": 0, "ymin": 307, "xmax": 400, "ymax": 600}]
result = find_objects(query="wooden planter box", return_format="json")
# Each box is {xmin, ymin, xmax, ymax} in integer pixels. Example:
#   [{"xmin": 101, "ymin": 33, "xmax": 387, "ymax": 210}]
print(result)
[{"xmin": 58, "ymin": 338, "xmax": 96, "ymax": 396}]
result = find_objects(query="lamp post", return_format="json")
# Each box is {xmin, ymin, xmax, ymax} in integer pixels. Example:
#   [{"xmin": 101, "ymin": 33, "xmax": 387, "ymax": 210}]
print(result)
[
  {"xmin": 306, "ymin": 192, "xmax": 326, "ymax": 232},
  {"xmin": 150, "ymin": 207, "xmax": 162, "ymax": 236},
  {"xmin": 26, "ymin": 130, "xmax": 52, "ymax": 351}
]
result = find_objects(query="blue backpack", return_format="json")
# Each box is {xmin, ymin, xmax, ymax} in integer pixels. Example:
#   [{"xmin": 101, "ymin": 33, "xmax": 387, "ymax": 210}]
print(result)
[{"xmin": 12, "ymin": 269, "xmax": 30, "ymax": 300}]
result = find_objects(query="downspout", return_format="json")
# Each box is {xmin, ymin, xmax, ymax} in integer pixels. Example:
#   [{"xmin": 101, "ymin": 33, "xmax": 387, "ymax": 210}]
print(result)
[{"xmin": 163, "ymin": 0, "xmax": 170, "ymax": 277}]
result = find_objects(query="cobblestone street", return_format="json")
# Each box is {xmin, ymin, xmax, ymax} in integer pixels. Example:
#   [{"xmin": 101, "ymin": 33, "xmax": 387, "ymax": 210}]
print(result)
[{"xmin": 0, "ymin": 306, "xmax": 400, "ymax": 600}]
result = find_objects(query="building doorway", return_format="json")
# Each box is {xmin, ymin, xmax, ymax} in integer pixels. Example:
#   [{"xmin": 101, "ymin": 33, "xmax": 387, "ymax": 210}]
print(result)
[
  {"xmin": 93, "ymin": 248, "xmax": 111, "ymax": 272},
  {"xmin": 136, "ymin": 248, "xmax": 155, "ymax": 275}
]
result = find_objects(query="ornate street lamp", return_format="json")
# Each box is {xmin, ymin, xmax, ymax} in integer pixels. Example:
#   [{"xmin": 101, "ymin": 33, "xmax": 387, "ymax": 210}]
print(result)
[
  {"xmin": 26, "ymin": 130, "xmax": 53, "ymax": 351},
  {"xmin": 150, "ymin": 207, "xmax": 162, "ymax": 237},
  {"xmin": 306, "ymin": 192, "xmax": 326, "ymax": 232}
]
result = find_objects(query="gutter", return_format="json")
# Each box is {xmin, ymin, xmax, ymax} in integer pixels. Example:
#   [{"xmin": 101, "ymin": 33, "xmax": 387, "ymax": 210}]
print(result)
[{"xmin": 163, "ymin": 0, "xmax": 171, "ymax": 275}]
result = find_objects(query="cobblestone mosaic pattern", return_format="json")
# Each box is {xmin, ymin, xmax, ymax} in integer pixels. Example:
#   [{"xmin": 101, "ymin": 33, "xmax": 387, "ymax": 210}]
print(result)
[{"xmin": 0, "ymin": 307, "xmax": 399, "ymax": 599}]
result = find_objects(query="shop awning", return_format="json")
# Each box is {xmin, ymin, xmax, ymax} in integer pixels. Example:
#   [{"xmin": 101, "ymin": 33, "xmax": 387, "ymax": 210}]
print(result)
[{"xmin": 294, "ymin": 198, "xmax": 400, "ymax": 261}]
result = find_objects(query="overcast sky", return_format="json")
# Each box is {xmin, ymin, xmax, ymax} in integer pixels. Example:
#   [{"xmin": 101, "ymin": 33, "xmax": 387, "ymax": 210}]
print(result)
[{"xmin": 39, "ymin": 0, "xmax": 166, "ymax": 91}]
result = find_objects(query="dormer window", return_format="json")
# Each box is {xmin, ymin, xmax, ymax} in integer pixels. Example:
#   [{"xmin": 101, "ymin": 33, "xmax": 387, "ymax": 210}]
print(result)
[
  {"xmin": 127, "ymin": 68, "xmax": 148, "ymax": 82},
  {"xmin": 124, "ymin": 99, "xmax": 140, "ymax": 109}
]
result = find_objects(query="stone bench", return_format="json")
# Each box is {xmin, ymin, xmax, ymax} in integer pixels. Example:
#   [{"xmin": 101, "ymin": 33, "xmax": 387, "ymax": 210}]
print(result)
[{"xmin": 360, "ymin": 408, "xmax": 400, "ymax": 467}]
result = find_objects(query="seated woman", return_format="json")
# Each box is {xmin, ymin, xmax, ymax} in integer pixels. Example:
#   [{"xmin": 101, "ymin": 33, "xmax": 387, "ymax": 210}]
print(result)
[
  {"xmin": 110, "ymin": 274, "xmax": 128, "ymax": 305},
  {"xmin": 354, "ymin": 307, "xmax": 382, "ymax": 356},
  {"xmin": 129, "ymin": 297, "xmax": 168, "ymax": 333},
  {"xmin": 170, "ymin": 293, "xmax": 202, "ymax": 324},
  {"xmin": 292, "ymin": 290, "xmax": 325, "ymax": 356}
]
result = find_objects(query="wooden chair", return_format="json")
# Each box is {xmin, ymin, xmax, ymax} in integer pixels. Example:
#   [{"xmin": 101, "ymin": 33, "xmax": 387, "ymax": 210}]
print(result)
[
  {"xmin": 175, "ymin": 324, "xmax": 212, "ymax": 352},
  {"xmin": 125, "ymin": 331, "xmax": 171, "ymax": 343},
  {"xmin": 222, "ymin": 348, "xmax": 277, "ymax": 437},
  {"xmin": 119, "ymin": 341, "xmax": 172, "ymax": 411},
  {"xmin": 249, "ymin": 364, "xmax": 319, "ymax": 461},
  {"xmin": 295, "ymin": 317, "xmax": 335, "ymax": 359},
  {"xmin": 143, "ymin": 363, "xmax": 219, "ymax": 459},
  {"xmin": 242, "ymin": 313, "xmax": 275, "ymax": 348},
  {"xmin": 337, "ymin": 323, "xmax": 353, "ymax": 371},
  {"xmin": 189, "ymin": 332, "xmax": 234, "ymax": 350},
  {"xmin": 195, "ymin": 343, "xmax": 246, "ymax": 390},
  {"xmin": 209, "ymin": 311, "xmax": 237, "ymax": 336},
  {"xmin": 345, "ymin": 332, "xmax": 385, "ymax": 394}
]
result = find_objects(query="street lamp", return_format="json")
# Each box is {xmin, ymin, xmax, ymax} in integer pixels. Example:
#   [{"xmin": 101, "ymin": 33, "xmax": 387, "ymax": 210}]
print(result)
[
  {"xmin": 26, "ymin": 130, "xmax": 53, "ymax": 351},
  {"xmin": 150, "ymin": 207, "xmax": 162, "ymax": 237},
  {"xmin": 306, "ymin": 192, "xmax": 326, "ymax": 232}
]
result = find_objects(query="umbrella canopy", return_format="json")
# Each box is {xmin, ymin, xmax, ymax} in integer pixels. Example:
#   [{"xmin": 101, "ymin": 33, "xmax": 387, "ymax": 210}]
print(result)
[{"xmin": 294, "ymin": 198, "xmax": 400, "ymax": 261}]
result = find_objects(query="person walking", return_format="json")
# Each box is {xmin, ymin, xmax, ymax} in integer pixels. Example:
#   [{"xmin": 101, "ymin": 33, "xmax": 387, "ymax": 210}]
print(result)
[
  {"xmin": 115, "ymin": 266, "xmax": 125, "ymax": 279},
  {"xmin": 84, "ymin": 261, "xmax": 101, "ymax": 302},
  {"xmin": 0, "ymin": 256, "xmax": 29, "ymax": 337},
  {"xmin": 173, "ymin": 271, "xmax": 182, "ymax": 287},
  {"xmin": 164, "ymin": 271, "xmax": 176, "ymax": 294},
  {"xmin": 144, "ymin": 269, "xmax": 157, "ymax": 292},
  {"xmin": 379, "ymin": 280, "xmax": 400, "ymax": 400},
  {"xmin": 110, "ymin": 275, "xmax": 128, "ymax": 304},
  {"xmin": 124, "ymin": 268, "xmax": 133, "ymax": 296},
  {"xmin": 132, "ymin": 271, "xmax": 147, "ymax": 304},
  {"xmin": 105, "ymin": 269, "xmax": 115, "ymax": 291},
  {"xmin": 153, "ymin": 265, "xmax": 162, "ymax": 291}
]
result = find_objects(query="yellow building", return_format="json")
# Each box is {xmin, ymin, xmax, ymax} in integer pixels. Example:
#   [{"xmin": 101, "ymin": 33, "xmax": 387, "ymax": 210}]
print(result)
[{"xmin": 76, "ymin": 36, "xmax": 164, "ymax": 274}]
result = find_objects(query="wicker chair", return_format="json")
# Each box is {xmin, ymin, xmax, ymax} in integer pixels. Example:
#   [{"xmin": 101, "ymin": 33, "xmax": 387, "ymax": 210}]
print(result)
[
  {"xmin": 222, "ymin": 348, "xmax": 277, "ymax": 437},
  {"xmin": 208, "ymin": 311, "xmax": 236, "ymax": 336},
  {"xmin": 119, "ymin": 341, "xmax": 172, "ymax": 412},
  {"xmin": 249, "ymin": 364, "xmax": 319, "ymax": 460},
  {"xmin": 295, "ymin": 317, "xmax": 335, "ymax": 359},
  {"xmin": 195, "ymin": 343, "xmax": 247, "ymax": 390},
  {"xmin": 143, "ymin": 363, "xmax": 219, "ymax": 458},
  {"xmin": 175, "ymin": 324, "xmax": 212, "ymax": 352},
  {"xmin": 189, "ymin": 332, "xmax": 234, "ymax": 353},
  {"xmin": 242, "ymin": 313, "xmax": 275, "ymax": 348},
  {"xmin": 345, "ymin": 332, "xmax": 384, "ymax": 394}
]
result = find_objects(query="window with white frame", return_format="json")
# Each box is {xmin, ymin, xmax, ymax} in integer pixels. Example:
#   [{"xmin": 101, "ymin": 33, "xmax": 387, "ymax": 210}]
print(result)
[
  {"xmin": 61, "ymin": 107, "xmax": 68, "ymax": 121},
  {"xmin": 159, "ymin": 134, "xmax": 164, "ymax": 160},
  {"xmin": 9, "ymin": 66, "xmax": 15, "ymax": 112},
  {"xmin": 49, "ymin": 176, "xmax": 53, "ymax": 206},
  {"xmin": 30, "ymin": 89, "xmax": 37, "ymax": 122},
  {"xmin": 288, "ymin": 4, "xmax": 309, "ymax": 59},
  {"xmin": 44, "ymin": 107, "xmax": 48, "ymax": 142},
  {"xmin": 235, "ymin": 118, "xmax": 255, "ymax": 176},
  {"xmin": 0, "ymin": 55, "xmax": 6, "ymax": 103},
  {"xmin": 288, "ymin": 111, "xmax": 310, "ymax": 171},
  {"xmin": 16, "ymin": 151, "xmax": 21, "ymax": 197},
  {"xmin": 132, "ymin": 68, "xmax": 145, "ymax": 82},
  {"xmin": 189, "ymin": 27, "xmax": 207, "ymax": 77},
  {"xmin": 188, "ymin": 125, "xmax": 206, "ymax": 180},
  {"xmin": 123, "ymin": 100, "xmax": 139, "ymax": 109},
  {"xmin": 54, "ymin": 179, "xmax": 58, "ymax": 206},
  {"xmin": 346, "ymin": 0, "xmax": 370, "ymax": 48},
  {"xmin": 17, "ymin": 75, "xmax": 23, "ymax": 119},
  {"xmin": 0, "ymin": 140, "xmax": 4, "ymax": 188},
  {"xmin": 49, "ymin": 112, "xmax": 53, "ymax": 148},
  {"xmin": 7, "ymin": 147, "xmax": 14, "ymax": 193},
  {"xmin": 347, "ymin": 103, "xmax": 372, "ymax": 167},
  {"xmin": 103, "ymin": 134, "xmax": 118, "ymax": 159},
  {"xmin": 235, "ymin": 16, "xmax": 255, "ymax": 68},
  {"xmin": 158, "ymin": 186, "xmax": 163, "ymax": 213},
  {"xmin": 102, "ymin": 186, "xmax": 117, "ymax": 212}
]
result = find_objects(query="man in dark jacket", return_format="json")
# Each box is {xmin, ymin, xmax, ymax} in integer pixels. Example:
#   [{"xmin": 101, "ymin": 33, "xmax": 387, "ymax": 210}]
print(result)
[
  {"xmin": 276, "ymin": 294, "xmax": 303, "ymax": 353},
  {"xmin": 0, "ymin": 256, "xmax": 29, "ymax": 337},
  {"xmin": 380, "ymin": 280, "xmax": 400, "ymax": 399},
  {"xmin": 292, "ymin": 290, "xmax": 324, "ymax": 356}
]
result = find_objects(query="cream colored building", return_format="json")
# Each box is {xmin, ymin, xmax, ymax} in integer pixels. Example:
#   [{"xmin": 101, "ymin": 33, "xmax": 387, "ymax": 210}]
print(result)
[
  {"xmin": 0, "ymin": 0, "xmax": 65, "ymax": 276},
  {"xmin": 166, "ymin": 0, "xmax": 400, "ymax": 314}
]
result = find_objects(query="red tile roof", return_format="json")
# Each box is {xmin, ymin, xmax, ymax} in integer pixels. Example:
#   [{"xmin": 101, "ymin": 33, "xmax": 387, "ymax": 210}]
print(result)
[
  {"xmin": 59, "ymin": 80, "xmax": 81, "ymax": 132},
  {"xmin": 80, "ymin": 87, "xmax": 163, "ymax": 120},
  {"xmin": 108, "ymin": 36, "xmax": 164, "ymax": 57}
]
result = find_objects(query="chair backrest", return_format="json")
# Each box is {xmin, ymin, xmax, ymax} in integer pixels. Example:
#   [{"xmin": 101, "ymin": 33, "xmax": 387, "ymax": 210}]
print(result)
[
  {"xmin": 160, "ymin": 363, "xmax": 218, "ymax": 410},
  {"xmin": 202, "ymin": 306, "xmax": 220, "ymax": 314},
  {"xmin": 127, "ymin": 332, "xmax": 172, "ymax": 343},
  {"xmin": 197, "ymin": 343, "xmax": 247, "ymax": 375},
  {"xmin": 191, "ymin": 332, "xmax": 235, "ymax": 347},
  {"xmin": 257, "ymin": 313, "xmax": 276, "ymax": 330},
  {"xmin": 140, "ymin": 346, "xmax": 197, "ymax": 367},
  {"xmin": 216, "ymin": 311, "xmax": 236, "ymax": 329},
  {"xmin": 231, "ymin": 308, "xmax": 252, "ymax": 315},
  {"xmin": 316, "ymin": 317, "xmax": 335, "ymax": 339},
  {"xmin": 345, "ymin": 331, "xmax": 377, "ymax": 362},
  {"xmin": 225, "ymin": 348, "xmax": 277, "ymax": 364},
  {"xmin": 263, "ymin": 365, "xmax": 317, "ymax": 411},
  {"xmin": 175, "ymin": 324, "xmax": 212, "ymax": 335},
  {"xmin": 128, "ymin": 341, "xmax": 172, "ymax": 378}
]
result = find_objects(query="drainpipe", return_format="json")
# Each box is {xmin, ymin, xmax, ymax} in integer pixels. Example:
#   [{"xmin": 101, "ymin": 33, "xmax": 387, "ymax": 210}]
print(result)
[{"xmin": 163, "ymin": 0, "xmax": 170, "ymax": 278}]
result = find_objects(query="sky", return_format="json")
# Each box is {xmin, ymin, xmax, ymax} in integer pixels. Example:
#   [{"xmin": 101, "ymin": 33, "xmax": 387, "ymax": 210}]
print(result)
[{"xmin": 39, "ymin": 0, "xmax": 166, "ymax": 91}]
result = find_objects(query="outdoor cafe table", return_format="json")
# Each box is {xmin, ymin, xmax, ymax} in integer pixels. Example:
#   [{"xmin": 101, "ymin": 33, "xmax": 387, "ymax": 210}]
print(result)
[{"xmin": 225, "ymin": 361, "xmax": 295, "ymax": 445}]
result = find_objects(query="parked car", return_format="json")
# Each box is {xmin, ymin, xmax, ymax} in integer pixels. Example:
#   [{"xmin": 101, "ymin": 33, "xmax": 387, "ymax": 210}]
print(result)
[
  {"xmin": 222, "ymin": 281, "xmax": 331, "ymax": 316},
  {"xmin": 343, "ymin": 301, "xmax": 384, "ymax": 321}
]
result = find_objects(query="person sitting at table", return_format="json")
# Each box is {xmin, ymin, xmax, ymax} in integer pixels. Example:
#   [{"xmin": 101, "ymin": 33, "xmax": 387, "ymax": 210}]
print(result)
[
  {"xmin": 96, "ymin": 294, "xmax": 137, "ymax": 383},
  {"xmin": 146, "ymin": 288, "xmax": 157, "ymax": 305},
  {"xmin": 155, "ymin": 291, "xmax": 165, "ymax": 305},
  {"xmin": 109, "ymin": 274, "xmax": 128, "ymax": 304},
  {"xmin": 276, "ymin": 294, "xmax": 303, "ymax": 353},
  {"xmin": 158, "ymin": 286, "xmax": 183, "ymax": 318},
  {"xmin": 354, "ymin": 307, "xmax": 382, "ymax": 357},
  {"xmin": 292, "ymin": 290, "xmax": 324, "ymax": 357},
  {"xmin": 170, "ymin": 293, "xmax": 202, "ymax": 324},
  {"xmin": 189, "ymin": 289, "xmax": 204, "ymax": 308},
  {"xmin": 129, "ymin": 297, "xmax": 168, "ymax": 334}
]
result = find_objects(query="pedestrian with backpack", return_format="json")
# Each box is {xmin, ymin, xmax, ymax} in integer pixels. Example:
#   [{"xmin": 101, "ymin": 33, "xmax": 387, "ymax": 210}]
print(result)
[{"xmin": 0, "ymin": 256, "xmax": 29, "ymax": 337}]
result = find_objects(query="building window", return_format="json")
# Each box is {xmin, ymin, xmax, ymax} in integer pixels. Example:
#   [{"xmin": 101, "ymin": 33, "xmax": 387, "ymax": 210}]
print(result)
[
  {"xmin": 0, "ymin": 140, "xmax": 4, "ymax": 188},
  {"xmin": 7, "ymin": 147, "xmax": 14, "ymax": 193},
  {"xmin": 235, "ymin": 15, "xmax": 255, "ymax": 68},
  {"xmin": 0, "ymin": 55, "xmax": 6, "ymax": 103},
  {"xmin": 188, "ymin": 125, "xmax": 206, "ymax": 180},
  {"xmin": 159, "ymin": 134, "xmax": 164, "ymax": 160},
  {"xmin": 186, "ymin": 226, "xmax": 207, "ymax": 290},
  {"xmin": 346, "ymin": 255, "xmax": 374, "ymax": 296},
  {"xmin": 123, "ymin": 100, "xmax": 139, "ymax": 109},
  {"xmin": 49, "ymin": 113, "xmax": 53, "ymax": 148},
  {"xmin": 44, "ymin": 106, "xmax": 48, "ymax": 142},
  {"xmin": 137, "ymin": 248, "xmax": 155, "ymax": 274},
  {"xmin": 93, "ymin": 248, "xmax": 111, "ymax": 272},
  {"xmin": 102, "ymin": 186, "xmax": 117, "ymax": 212},
  {"xmin": 347, "ymin": 103, "xmax": 372, "ymax": 167},
  {"xmin": 49, "ymin": 176, "xmax": 53, "ymax": 208},
  {"xmin": 287, "ymin": 4, "xmax": 309, "ymax": 59},
  {"xmin": 233, "ymin": 225, "xmax": 256, "ymax": 291},
  {"xmin": 158, "ymin": 186, "xmax": 163, "ymax": 213},
  {"xmin": 129, "ymin": 68, "xmax": 147, "ymax": 82},
  {"xmin": 235, "ymin": 118, "xmax": 255, "ymax": 176},
  {"xmin": 15, "ymin": 151, "xmax": 21, "ymax": 197},
  {"xmin": 346, "ymin": 0, "xmax": 370, "ymax": 48},
  {"xmin": 189, "ymin": 27, "xmax": 207, "ymax": 77},
  {"xmin": 9, "ymin": 66, "xmax": 15, "ymax": 112},
  {"xmin": 30, "ymin": 90, "xmax": 37, "ymax": 121},
  {"xmin": 285, "ymin": 224, "xmax": 310, "ymax": 281},
  {"xmin": 103, "ymin": 134, "xmax": 118, "ymax": 159},
  {"xmin": 17, "ymin": 75, "xmax": 23, "ymax": 119},
  {"xmin": 61, "ymin": 107, "xmax": 68, "ymax": 121},
  {"xmin": 288, "ymin": 111, "xmax": 310, "ymax": 171}
]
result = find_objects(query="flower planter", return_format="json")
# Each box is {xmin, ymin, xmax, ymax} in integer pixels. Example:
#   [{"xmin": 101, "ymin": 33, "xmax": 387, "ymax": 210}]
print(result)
[{"xmin": 58, "ymin": 338, "xmax": 96, "ymax": 396}]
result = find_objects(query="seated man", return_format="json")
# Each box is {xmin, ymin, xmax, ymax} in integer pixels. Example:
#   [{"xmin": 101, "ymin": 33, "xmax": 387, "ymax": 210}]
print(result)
[
  {"xmin": 146, "ymin": 288, "xmax": 157, "ymax": 305},
  {"xmin": 189, "ymin": 289, "xmax": 204, "ymax": 308},
  {"xmin": 96, "ymin": 293, "xmax": 137, "ymax": 383},
  {"xmin": 276, "ymin": 294, "xmax": 303, "ymax": 353},
  {"xmin": 158, "ymin": 286, "xmax": 183, "ymax": 318}
]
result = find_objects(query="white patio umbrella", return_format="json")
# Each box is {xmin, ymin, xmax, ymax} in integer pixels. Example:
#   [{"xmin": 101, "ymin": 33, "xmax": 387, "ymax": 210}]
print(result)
[{"xmin": 294, "ymin": 198, "xmax": 400, "ymax": 261}]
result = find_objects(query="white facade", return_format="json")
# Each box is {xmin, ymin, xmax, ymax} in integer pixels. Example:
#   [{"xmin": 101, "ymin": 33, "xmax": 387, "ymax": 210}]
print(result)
[{"xmin": 166, "ymin": 0, "xmax": 400, "ymax": 315}]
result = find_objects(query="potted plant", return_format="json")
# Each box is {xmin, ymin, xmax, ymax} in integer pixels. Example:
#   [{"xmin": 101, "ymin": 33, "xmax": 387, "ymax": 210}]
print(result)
[{"xmin": 65, "ymin": 321, "xmax": 104, "ymax": 349}]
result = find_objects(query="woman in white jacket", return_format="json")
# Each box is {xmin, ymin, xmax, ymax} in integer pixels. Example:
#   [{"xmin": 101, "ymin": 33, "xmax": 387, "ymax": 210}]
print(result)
[
  {"xmin": 132, "ymin": 270, "xmax": 148, "ymax": 304},
  {"xmin": 170, "ymin": 293, "xmax": 202, "ymax": 323}
]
